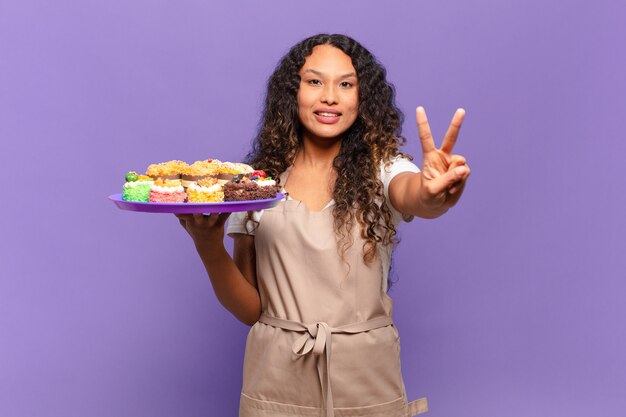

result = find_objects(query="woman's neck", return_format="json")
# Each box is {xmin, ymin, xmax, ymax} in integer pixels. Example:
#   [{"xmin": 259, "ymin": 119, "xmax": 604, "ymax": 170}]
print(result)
[{"xmin": 296, "ymin": 135, "xmax": 341, "ymax": 170}]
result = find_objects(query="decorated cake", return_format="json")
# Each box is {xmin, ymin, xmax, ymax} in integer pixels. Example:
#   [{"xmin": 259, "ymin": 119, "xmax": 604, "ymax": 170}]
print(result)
[
  {"xmin": 223, "ymin": 172, "xmax": 279, "ymax": 201},
  {"xmin": 146, "ymin": 160, "xmax": 188, "ymax": 180},
  {"xmin": 182, "ymin": 159, "xmax": 220, "ymax": 188},
  {"xmin": 217, "ymin": 161, "xmax": 255, "ymax": 184},
  {"xmin": 187, "ymin": 177, "xmax": 224, "ymax": 203},
  {"xmin": 122, "ymin": 172, "xmax": 154, "ymax": 202},
  {"xmin": 148, "ymin": 178, "xmax": 186, "ymax": 203}
]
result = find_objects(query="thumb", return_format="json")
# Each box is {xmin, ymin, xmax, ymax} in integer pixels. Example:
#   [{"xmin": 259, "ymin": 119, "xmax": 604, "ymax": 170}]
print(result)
[{"xmin": 427, "ymin": 166, "xmax": 468, "ymax": 195}]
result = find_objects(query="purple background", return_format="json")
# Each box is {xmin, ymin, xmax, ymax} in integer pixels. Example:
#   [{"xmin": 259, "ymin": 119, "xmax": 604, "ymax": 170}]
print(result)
[{"xmin": 1, "ymin": 1, "xmax": 625, "ymax": 416}]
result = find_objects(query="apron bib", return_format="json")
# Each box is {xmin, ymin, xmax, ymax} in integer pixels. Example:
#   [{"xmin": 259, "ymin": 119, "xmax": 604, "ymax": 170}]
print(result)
[{"xmin": 239, "ymin": 171, "xmax": 427, "ymax": 417}]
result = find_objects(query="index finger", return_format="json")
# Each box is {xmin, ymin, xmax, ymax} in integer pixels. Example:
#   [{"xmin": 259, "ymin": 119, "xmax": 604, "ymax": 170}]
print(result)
[
  {"xmin": 440, "ymin": 108, "xmax": 466, "ymax": 154},
  {"xmin": 416, "ymin": 106, "xmax": 437, "ymax": 153}
]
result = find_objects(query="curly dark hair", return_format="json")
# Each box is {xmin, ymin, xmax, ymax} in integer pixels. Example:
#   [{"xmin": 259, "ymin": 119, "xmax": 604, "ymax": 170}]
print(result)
[{"xmin": 246, "ymin": 33, "xmax": 412, "ymax": 273}]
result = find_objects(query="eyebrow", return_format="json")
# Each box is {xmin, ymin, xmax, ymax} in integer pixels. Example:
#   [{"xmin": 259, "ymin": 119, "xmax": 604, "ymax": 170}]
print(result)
[{"xmin": 302, "ymin": 69, "xmax": 356, "ymax": 79}]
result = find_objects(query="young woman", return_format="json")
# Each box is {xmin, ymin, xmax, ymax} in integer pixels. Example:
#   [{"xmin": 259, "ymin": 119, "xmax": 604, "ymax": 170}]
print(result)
[{"xmin": 176, "ymin": 34, "xmax": 470, "ymax": 417}]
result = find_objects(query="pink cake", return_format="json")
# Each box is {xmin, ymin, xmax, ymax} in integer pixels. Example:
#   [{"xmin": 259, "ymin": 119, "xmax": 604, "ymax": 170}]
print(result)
[{"xmin": 148, "ymin": 179, "xmax": 186, "ymax": 203}]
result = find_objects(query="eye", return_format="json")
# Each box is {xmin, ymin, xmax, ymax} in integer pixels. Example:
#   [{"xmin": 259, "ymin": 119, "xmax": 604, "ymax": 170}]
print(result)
[
  {"xmin": 340, "ymin": 81, "xmax": 354, "ymax": 88},
  {"xmin": 307, "ymin": 79, "xmax": 321, "ymax": 86}
]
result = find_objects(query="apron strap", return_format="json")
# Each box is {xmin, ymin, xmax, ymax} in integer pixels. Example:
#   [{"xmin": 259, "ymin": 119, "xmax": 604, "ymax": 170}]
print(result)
[{"xmin": 259, "ymin": 314, "xmax": 394, "ymax": 417}]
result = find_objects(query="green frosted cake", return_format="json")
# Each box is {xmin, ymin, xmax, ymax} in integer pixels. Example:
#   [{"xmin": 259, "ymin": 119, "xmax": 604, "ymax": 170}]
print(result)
[{"xmin": 122, "ymin": 171, "xmax": 154, "ymax": 202}]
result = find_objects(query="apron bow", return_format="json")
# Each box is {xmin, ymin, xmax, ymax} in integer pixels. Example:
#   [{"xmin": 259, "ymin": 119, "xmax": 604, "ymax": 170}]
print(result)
[
  {"xmin": 259, "ymin": 314, "xmax": 393, "ymax": 417},
  {"xmin": 292, "ymin": 321, "xmax": 331, "ymax": 357}
]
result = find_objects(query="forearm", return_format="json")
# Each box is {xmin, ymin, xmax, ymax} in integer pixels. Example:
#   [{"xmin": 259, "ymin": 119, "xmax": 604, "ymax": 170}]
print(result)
[
  {"xmin": 194, "ymin": 242, "xmax": 261, "ymax": 326},
  {"xmin": 401, "ymin": 173, "xmax": 449, "ymax": 219}
]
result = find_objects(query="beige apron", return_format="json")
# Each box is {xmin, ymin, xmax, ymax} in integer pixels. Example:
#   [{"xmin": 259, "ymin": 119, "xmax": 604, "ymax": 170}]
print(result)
[{"xmin": 239, "ymin": 170, "xmax": 428, "ymax": 417}]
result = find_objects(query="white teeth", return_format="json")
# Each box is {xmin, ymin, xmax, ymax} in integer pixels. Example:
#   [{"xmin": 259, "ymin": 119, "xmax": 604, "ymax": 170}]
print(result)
[{"xmin": 317, "ymin": 112, "xmax": 339, "ymax": 117}]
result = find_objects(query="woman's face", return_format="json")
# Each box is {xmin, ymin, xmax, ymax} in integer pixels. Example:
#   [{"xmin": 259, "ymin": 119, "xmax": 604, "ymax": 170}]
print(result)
[{"xmin": 297, "ymin": 44, "xmax": 359, "ymax": 143}]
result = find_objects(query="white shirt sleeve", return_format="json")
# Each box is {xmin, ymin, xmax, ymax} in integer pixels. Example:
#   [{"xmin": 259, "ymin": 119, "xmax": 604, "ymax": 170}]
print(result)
[
  {"xmin": 380, "ymin": 156, "xmax": 420, "ymax": 224},
  {"xmin": 226, "ymin": 210, "xmax": 262, "ymax": 237}
]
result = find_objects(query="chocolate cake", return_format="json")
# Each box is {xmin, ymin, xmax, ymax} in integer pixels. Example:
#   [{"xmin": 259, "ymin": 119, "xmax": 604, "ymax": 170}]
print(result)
[{"xmin": 223, "ymin": 180, "xmax": 278, "ymax": 201}]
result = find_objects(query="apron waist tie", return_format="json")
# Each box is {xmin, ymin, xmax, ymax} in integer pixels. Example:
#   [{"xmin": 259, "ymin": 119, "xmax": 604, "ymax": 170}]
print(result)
[{"xmin": 258, "ymin": 314, "xmax": 394, "ymax": 417}]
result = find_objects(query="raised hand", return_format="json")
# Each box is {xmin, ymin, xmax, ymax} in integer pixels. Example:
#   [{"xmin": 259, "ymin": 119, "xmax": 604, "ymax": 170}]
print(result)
[{"xmin": 416, "ymin": 106, "xmax": 470, "ymax": 211}]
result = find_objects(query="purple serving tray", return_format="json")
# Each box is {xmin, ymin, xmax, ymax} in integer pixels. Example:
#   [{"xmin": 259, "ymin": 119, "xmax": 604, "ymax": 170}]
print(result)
[{"xmin": 109, "ymin": 193, "xmax": 285, "ymax": 214}]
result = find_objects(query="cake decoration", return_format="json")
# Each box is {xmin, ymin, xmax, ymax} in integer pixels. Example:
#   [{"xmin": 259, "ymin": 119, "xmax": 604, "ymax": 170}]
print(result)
[
  {"xmin": 251, "ymin": 170, "xmax": 267, "ymax": 179},
  {"xmin": 125, "ymin": 171, "xmax": 139, "ymax": 182}
]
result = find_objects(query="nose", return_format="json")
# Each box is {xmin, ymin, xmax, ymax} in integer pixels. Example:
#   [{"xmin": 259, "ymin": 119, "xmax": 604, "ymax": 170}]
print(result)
[{"xmin": 320, "ymin": 84, "xmax": 338, "ymax": 105}]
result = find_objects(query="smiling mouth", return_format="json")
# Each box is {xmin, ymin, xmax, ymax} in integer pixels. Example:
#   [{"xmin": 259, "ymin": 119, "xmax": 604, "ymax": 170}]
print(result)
[{"xmin": 314, "ymin": 111, "xmax": 341, "ymax": 117}]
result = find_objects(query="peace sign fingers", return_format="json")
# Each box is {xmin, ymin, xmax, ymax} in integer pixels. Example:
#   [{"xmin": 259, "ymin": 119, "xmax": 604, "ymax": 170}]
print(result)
[
  {"xmin": 413, "ymin": 106, "xmax": 470, "ymax": 214},
  {"xmin": 416, "ymin": 106, "xmax": 437, "ymax": 154},
  {"xmin": 440, "ymin": 108, "xmax": 465, "ymax": 154},
  {"xmin": 416, "ymin": 106, "xmax": 466, "ymax": 155}
]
